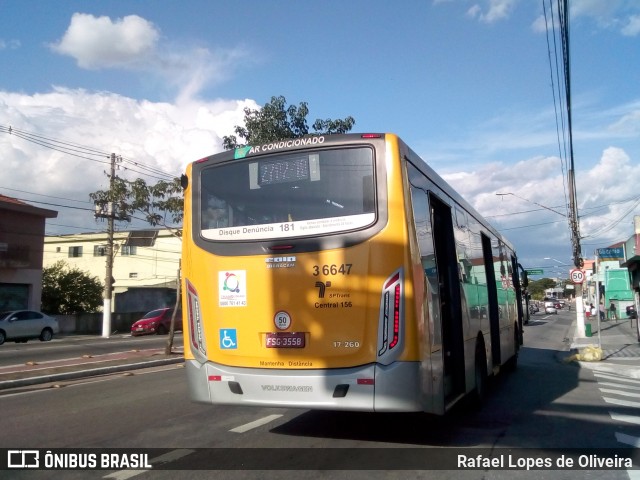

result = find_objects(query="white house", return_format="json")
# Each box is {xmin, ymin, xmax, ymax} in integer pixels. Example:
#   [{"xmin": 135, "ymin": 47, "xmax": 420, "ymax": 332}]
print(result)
[{"xmin": 43, "ymin": 229, "xmax": 181, "ymax": 311}]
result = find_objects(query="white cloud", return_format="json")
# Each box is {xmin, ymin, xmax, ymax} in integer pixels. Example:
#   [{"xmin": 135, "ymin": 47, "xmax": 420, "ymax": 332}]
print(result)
[
  {"xmin": 441, "ymin": 147, "xmax": 640, "ymax": 266},
  {"xmin": 49, "ymin": 13, "xmax": 250, "ymax": 101},
  {"xmin": 466, "ymin": 0, "xmax": 517, "ymax": 24},
  {"xmin": 608, "ymin": 108, "xmax": 640, "ymax": 136},
  {"xmin": 50, "ymin": 13, "xmax": 160, "ymax": 69},
  {"xmin": 1, "ymin": 86, "xmax": 636, "ymax": 269},
  {"xmin": 0, "ymin": 39, "xmax": 20, "ymax": 50},
  {"xmin": 570, "ymin": 0, "xmax": 640, "ymax": 36},
  {"xmin": 622, "ymin": 14, "xmax": 640, "ymax": 36},
  {"xmin": 0, "ymin": 88, "xmax": 258, "ymax": 232}
]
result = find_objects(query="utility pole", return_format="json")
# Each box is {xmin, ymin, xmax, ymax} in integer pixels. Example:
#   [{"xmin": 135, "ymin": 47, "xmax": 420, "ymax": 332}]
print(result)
[
  {"xmin": 560, "ymin": 0, "xmax": 586, "ymax": 338},
  {"xmin": 94, "ymin": 153, "xmax": 121, "ymax": 338}
]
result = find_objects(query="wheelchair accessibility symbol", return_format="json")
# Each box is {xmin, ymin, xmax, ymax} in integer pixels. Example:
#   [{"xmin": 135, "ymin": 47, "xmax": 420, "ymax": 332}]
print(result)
[{"xmin": 220, "ymin": 329, "xmax": 237, "ymax": 349}]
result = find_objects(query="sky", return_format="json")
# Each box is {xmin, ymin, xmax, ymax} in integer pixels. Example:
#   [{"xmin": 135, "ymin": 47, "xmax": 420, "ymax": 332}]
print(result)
[{"xmin": 1, "ymin": 0, "xmax": 639, "ymax": 278}]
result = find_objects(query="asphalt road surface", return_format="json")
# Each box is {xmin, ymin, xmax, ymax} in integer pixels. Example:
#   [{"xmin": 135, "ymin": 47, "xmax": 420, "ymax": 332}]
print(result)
[{"xmin": 1, "ymin": 310, "xmax": 639, "ymax": 480}]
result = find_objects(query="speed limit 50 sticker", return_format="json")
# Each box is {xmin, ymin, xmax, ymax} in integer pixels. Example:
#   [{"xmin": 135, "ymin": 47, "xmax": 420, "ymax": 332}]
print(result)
[{"xmin": 274, "ymin": 311, "xmax": 291, "ymax": 330}]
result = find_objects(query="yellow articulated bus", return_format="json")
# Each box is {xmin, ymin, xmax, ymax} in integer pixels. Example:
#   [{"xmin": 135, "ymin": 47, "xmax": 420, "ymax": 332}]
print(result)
[{"xmin": 181, "ymin": 133, "xmax": 525, "ymax": 414}]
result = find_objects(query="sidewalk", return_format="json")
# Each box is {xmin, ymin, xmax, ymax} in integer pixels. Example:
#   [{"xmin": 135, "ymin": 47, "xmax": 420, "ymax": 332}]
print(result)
[
  {"xmin": 0, "ymin": 344, "xmax": 184, "ymax": 391},
  {"xmin": 569, "ymin": 315, "xmax": 640, "ymax": 362}
]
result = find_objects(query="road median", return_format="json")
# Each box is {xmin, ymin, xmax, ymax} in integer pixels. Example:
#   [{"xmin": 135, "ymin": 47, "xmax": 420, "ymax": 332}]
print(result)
[{"xmin": 0, "ymin": 349, "xmax": 184, "ymax": 390}]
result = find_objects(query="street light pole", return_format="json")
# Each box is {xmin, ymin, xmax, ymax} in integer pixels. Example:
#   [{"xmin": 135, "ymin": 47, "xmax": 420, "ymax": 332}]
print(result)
[{"xmin": 594, "ymin": 251, "xmax": 602, "ymax": 348}]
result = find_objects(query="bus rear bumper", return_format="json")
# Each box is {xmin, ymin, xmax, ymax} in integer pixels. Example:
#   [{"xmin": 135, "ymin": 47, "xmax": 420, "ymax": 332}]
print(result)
[{"xmin": 185, "ymin": 359, "xmax": 424, "ymax": 412}]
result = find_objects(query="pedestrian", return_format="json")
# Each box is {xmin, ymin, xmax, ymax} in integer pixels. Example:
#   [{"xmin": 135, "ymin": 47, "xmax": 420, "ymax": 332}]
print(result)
[
  {"xmin": 609, "ymin": 301, "xmax": 617, "ymax": 320},
  {"xmin": 599, "ymin": 303, "xmax": 605, "ymax": 321},
  {"xmin": 589, "ymin": 303, "xmax": 596, "ymax": 317}
]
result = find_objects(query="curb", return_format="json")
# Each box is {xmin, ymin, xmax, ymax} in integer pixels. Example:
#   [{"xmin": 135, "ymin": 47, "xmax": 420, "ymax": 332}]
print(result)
[{"xmin": 0, "ymin": 357, "xmax": 184, "ymax": 391}]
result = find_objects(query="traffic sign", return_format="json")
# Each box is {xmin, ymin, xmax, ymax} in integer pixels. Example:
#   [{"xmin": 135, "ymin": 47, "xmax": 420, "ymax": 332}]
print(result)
[
  {"xmin": 570, "ymin": 269, "xmax": 585, "ymax": 284},
  {"xmin": 525, "ymin": 269, "xmax": 544, "ymax": 275}
]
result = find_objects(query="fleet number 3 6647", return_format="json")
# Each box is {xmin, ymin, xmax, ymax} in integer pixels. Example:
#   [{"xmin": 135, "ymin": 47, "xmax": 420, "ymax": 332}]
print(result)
[{"xmin": 312, "ymin": 264, "xmax": 352, "ymax": 276}]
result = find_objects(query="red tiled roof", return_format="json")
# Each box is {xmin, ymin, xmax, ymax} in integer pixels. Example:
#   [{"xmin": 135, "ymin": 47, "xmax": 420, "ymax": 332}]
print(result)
[
  {"xmin": 0, "ymin": 194, "xmax": 58, "ymax": 218},
  {"xmin": 0, "ymin": 194, "xmax": 30, "ymax": 206}
]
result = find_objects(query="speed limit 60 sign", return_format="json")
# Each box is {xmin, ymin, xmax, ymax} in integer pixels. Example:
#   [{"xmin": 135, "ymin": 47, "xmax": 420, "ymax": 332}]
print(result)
[{"xmin": 570, "ymin": 269, "xmax": 585, "ymax": 284}]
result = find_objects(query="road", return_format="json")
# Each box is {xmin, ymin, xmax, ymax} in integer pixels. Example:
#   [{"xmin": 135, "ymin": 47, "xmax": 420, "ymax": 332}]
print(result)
[
  {"xmin": 1, "ymin": 310, "xmax": 639, "ymax": 480},
  {"xmin": 0, "ymin": 333, "xmax": 178, "ymax": 368}
]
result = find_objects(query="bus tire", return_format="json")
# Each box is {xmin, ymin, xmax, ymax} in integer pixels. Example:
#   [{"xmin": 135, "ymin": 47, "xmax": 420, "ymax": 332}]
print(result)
[
  {"xmin": 471, "ymin": 340, "xmax": 488, "ymax": 408},
  {"xmin": 504, "ymin": 327, "xmax": 519, "ymax": 373}
]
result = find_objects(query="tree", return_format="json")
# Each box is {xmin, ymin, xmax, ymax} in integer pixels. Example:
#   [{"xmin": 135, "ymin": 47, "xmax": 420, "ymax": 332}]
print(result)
[
  {"xmin": 42, "ymin": 261, "xmax": 104, "ymax": 314},
  {"xmin": 89, "ymin": 176, "xmax": 183, "ymax": 234},
  {"xmin": 89, "ymin": 96, "xmax": 356, "ymax": 228},
  {"xmin": 222, "ymin": 95, "xmax": 355, "ymax": 149},
  {"xmin": 528, "ymin": 277, "xmax": 559, "ymax": 300}
]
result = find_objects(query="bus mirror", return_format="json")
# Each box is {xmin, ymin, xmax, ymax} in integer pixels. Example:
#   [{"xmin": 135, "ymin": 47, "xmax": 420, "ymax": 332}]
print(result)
[{"xmin": 181, "ymin": 174, "xmax": 189, "ymax": 189}]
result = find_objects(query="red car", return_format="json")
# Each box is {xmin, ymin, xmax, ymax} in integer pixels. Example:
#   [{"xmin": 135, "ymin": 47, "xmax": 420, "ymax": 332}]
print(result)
[{"xmin": 131, "ymin": 308, "xmax": 182, "ymax": 336}]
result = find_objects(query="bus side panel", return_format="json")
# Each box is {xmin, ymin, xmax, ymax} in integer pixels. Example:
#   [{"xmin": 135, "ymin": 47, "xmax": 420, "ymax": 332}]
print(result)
[
  {"xmin": 400, "ymin": 147, "xmax": 438, "ymax": 414},
  {"xmin": 181, "ymin": 163, "xmax": 197, "ymax": 364},
  {"xmin": 185, "ymin": 360, "xmax": 212, "ymax": 404},
  {"xmin": 495, "ymin": 244, "xmax": 518, "ymax": 367},
  {"xmin": 372, "ymin": 362, "xmax": 423, "ymax": 412}
]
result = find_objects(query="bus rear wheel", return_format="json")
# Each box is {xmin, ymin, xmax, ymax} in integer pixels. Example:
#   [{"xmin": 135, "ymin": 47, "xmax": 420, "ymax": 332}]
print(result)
[
  {"xmin": 504, "ymin": 327, "xmax": 520, "ymax": 372},
  {"xmin": 471, "ymin": 341, "xmax": 488, "ymax": 408}
]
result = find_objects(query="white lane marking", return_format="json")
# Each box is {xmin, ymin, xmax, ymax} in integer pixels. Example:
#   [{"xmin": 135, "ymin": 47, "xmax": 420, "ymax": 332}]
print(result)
[
  {"xmin": 603, "ymin": 397, "xmax": 640, "ymax": 408},
  {"xmin": 581, "ymin": 363, "xmax": 640, "ymax": 379},
  {"xmin": 595, "ymin": 372, "xmax": 640, "ymax": 385},
  {"xmin": 594, "ymin": 372, "xmax": 640, "ymax": 385},
  {"xmin": 104, "ymin": 449, "xmax": 194, "ymax": 479},
  {"xmin": 593, "ymin": 369, "xmax": 640, "ymax": 480},
  {"xmin": 229, "ymin": 414, "xmax": 283, "ymax": 433},
  {"xmin": 599, "ymin": 387, "xmax": 640, "ymax": 398},
  {"xmin": 615, "ymin": 432, "xmax": 640, "ymax": 448},
  {"xmin": 610, "ymin": 412, "xmax": 640, "ymax": 426},
  {"xmin": 597, "ymin": 381, "xmax": 640, "ymax": 391}
]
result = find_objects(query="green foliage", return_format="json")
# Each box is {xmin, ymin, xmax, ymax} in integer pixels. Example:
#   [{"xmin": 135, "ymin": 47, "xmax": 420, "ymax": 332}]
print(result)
[
  {"xmin": 89, "ymin": 95, "xmax": 355, "ymax": 230},
  {"xmin": 527, "ymin": 277, "xmax": 561, "ymax": 300},
  {"xmin": 42, "ymin": 261, "xmax": 104, "ymax": 314},
  {"xmin": 89, "ymin": 177, "xmax": 184, "ymax": 231},
  {"xmin": 223, "ymin": 95, "xmax": 355, "ymax": 149}
]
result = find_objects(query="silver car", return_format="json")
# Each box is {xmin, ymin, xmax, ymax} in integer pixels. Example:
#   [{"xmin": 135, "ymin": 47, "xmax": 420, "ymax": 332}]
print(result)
[{"xmin": 0, "ymin": 310, "xmax": 60, "ymax": 345}]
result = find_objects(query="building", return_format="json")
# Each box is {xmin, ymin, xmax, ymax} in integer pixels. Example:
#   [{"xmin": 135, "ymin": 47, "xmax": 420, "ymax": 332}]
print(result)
[
  {"xmin": 585, "ymin": 223, "xmax": 638, "ymax": 318},
  {"xmin": 0, "ymin": 195, "xmax": 58, "ymax": 310},
  {"xmin": 621, "ymin": 216, "xmax": 640, "ymax": 316},
  {"xmin": 43, "ymin": 228, "xmax": 181, "ymax": 312}
]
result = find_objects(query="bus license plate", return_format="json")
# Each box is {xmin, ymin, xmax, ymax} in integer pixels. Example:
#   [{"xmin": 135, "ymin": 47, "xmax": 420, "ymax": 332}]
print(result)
[{"xmin": 265, "ymin": 332, "xmax": 305, "ymax": 348}]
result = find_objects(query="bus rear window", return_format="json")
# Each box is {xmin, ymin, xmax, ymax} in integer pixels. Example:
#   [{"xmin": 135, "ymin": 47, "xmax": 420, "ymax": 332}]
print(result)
[{"xmin": 200, "ymin": 147, "xmax": 376, "ymax": 241}]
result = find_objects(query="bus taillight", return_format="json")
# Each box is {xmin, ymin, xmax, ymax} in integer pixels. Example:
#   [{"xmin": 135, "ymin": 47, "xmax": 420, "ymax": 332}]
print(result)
[
  {"xmin": 185, "ymin": 279, "xmax": 206, "ymax": 357},
  {"xmin": 377, "ymin": 270, "xmax": 403, "ymax": 358},
  {"xmin": 389, "ymin": 283, "xmax": 401, "ymax": 349}
]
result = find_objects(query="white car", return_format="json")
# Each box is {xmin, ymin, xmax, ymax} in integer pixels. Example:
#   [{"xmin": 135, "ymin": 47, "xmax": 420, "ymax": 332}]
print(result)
[
  {"xmin": 545, "ymin": 305, "xmax": 558, "ymax": 314},
  {"xmin": 0, "ymin": 310, "xmax": 59, "ymax": 345}
]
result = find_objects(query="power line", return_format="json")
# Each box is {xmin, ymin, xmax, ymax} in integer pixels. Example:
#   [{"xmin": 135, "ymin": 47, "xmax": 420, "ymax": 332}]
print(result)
[
  {"xmin": 2, "ymin": 195, "xmax": 95, "ymax": 212},
  {"xmin": 0, "ymin": 186, "xmax": 94, "ymax": 205},
  {"xmin": 542, "ymin": 0, "xmax": 571, "ymax": 214},
  {"xmin": 542, "ymin": 0, "xmax": 582, "ymax": 267},
  {"xmin": 0, "ymin": 124, "xmax": 177, "ymax": 181}
]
